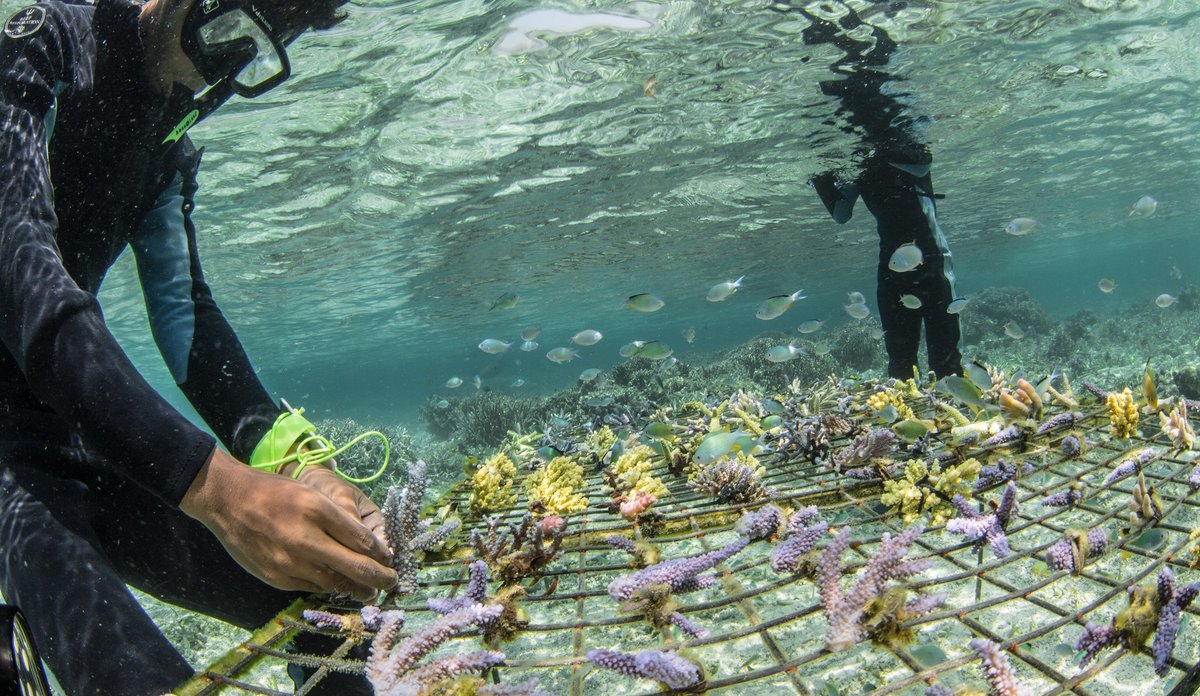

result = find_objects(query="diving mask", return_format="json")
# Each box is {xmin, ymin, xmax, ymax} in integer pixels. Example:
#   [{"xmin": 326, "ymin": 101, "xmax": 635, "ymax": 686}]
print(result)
[{"xmin": 180, "ymin": 0, "xmax": 298, "ymax": 98}]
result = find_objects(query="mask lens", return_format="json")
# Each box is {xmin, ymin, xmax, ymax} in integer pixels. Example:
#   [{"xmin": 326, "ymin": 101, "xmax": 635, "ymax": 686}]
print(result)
[{"xmin": 196, "ymin": 8, "xmax": 289, "ymax": 92}]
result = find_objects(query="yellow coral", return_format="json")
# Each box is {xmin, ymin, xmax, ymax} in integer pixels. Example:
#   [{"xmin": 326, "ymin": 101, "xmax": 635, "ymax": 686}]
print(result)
[
  {"xmin": 524, "ymin": 456, "xmax": 588, "ymax": 516},
  {"xmin": 469, "ymin": 452, "xmax": 518, "ymax": 517},
  {"xmin": 867, "ymin": 388, "xmax": 915, "ymax": 421},
  {"xmin": 1190, "ymin": 527, "xmax": 1200, "ymax": 570},
  {"xmin": 881, "ymin": 458, "xmax": 981, "ymax": 526},
  {"xmin": 1106, "ymin": 387, "xmax": 1138, "ymax": 439},
  {"xmin": 584, "ymin": 426, "xmax": 616, "ymax": 457},
  {"xmin": 609, "ymin": 445, "xmax": 669, "ymax": 499}
]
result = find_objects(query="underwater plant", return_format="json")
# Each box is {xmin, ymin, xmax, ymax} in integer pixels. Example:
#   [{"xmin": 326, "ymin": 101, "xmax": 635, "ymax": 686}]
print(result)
[
  {"xmin": 523, "ymin": 456, "xmax": 588, "ymax": 516},
  {"xmin": 470, "ymin": 513, "xmax": 567, "ymax": 588},
  {"xmin": 383, "ymin": 460, "xmax": 462, "ymax": 595},
  {"xmin": 969, "ymin": 638, "xmax": 1032, "ymax": 696},
  {"xmin": 688, "ymin": 452, "xmax": 770, "ymax": 504},
  {"xmin": 1105, "ymin": 388, "xmax": 1139, "ymax": 440},
  {"xmin": 817, "ymin": 523, "xmax": 934, "ymax": 652},
  {"xmin": 587, "ymin": 648, "xmax": 704, "ymax": 691},
  {"xmin": 469, "ymin": 452, "xmax": 519, "ymax": 517},
  {"xmin": 1046, "ymin": 527, "xmax": 1108, "ymax": 573},
  {"xmin": 880, "ymin": 457, "xmax": 981, "ymax": 526}
]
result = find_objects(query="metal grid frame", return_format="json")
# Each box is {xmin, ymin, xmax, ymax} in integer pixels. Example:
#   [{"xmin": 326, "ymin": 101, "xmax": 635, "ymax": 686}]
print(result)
[{"xmin": 175, "ymin": 390, "xmax": 1200, "ymax": 696}]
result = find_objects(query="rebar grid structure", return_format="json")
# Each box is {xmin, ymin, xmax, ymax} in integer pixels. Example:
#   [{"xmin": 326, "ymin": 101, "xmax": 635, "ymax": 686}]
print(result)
[{"xmin": 174, "ymin": 382, "xmax": 1200, "ymax": 696}]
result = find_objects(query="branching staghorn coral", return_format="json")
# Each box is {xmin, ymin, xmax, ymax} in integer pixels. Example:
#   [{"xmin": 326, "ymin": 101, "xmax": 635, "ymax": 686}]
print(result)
[
  {"xmin": 1075, "ymin": 568, "xmax": 1199, "ymax": 675},
  {"xmin": 1104, "ymin": 448, "xmax": 1156, "ymax": 485},
  {"xmin": 1046, "ymin": 527, "xmax": 1108, "ymax": 573},
  {"xmin": 365, "ymin": 603, "xmax": 503, "ymax": 695},
  {"xmin": 999, "ymin": 379, "xmax": 1043, "ymax": 421},
  {"xmin": 974, "ymin": 457, "xmax": 1028, "ymax": 492},
  {"xmin": 968, "ymin": 639, "xmax": 1032, "ymax": 696},
  {"xmin": 469, "ymin": 452, "xmax": 519, "ymax": 517},
  {"xmin": 606, "ymin": 534, "xmax": 662, "ymax": 568},
  {"xmin": 867, "ymin": 385, "xmax": 915, "ymax": 421},
  {"xmin": 1106, "ymin": 387, "xmax": 1138, "ymax": 439},
  {"xmin": 428, "ymin": 560, "xmax": 489, "ymax": 614},
  {"xmin": 384, "ymin": 460, "xmax": 462, "ymax": 595},
  {"xmin": 689, "ymin": 452, "xmax": 770, "ymax": 504},
  {"xmin": 880, "ymin": 457, "xmax": 981, "ymax": 526},
  {"xmin": 861, "ymin": 588, "xmax": 947, "ymax": 647},
  {"xmin": 587, "ymin": 648, "xmax": 704, "ymax": 691},
  {"xmin": 471, "ymin": 513, "xmax": 567, "ymax": 588},
  {"xmin": 1035, "ymin": 410, "xmax": 1084, "ymax": 436},
  {"xmin": 946, "ymin": 482, "xmax": 1018, "ymax": 559},
  {"xmin": 770, "ymin": 505, "xmax": 829, "ymax": 575},
  {"xmin": 524, "ymin": 456, "xmax": 588, "ymax": 516},
  {"xmin": 817, "ymin": 524, "xmax": 933, "ymax": 652},
  {"xmin": 1041, "ymin": 482, "xmax": 1085, "ymax": 509},
  {"xmin": 608, "ymin": 536, "xmax": 748, "ymax": 601}
]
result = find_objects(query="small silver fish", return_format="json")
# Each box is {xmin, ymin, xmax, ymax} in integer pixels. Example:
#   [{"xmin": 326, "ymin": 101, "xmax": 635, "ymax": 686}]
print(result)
[
  {"xmin": 869, "ymin": 327, "xmax": 885, "ymax": 340},
  {"xmin": 1129, "ymin": 194, "xmax": 1157, "ymax": 218},
  {"xmin": 578, "ymin": 368, "xmax": 603, "ymax": 381},
  {"xmin": 847, "ymin": 291, "xmax": 866, "ymax": 305},
  {"xmin": 811, "ymin": 342, "xmax": 831, "ymax": 356},
  {"xmin": 1097, "ymin": 278, "xmax": 1117, "ymax": 294},
  {"xmin": 511, "ymin": 377, "xmax": 526, "ymax": 387},
  {"xmin": 766, "ymin": 343, "xmax": 801, "ymax": 363},
  {"xmin": 619, "ymin": 340, "xmax": 647, "ymax": 358},
  {"xmin": 444, "ymin": 377, "xmax": 463, "ymax": 389},
  {"xmin": 519, "ymin": 340, "xmax": 539, "ymax": 352},
  {"xmin": 888, "ymin": 242, "xmax": 924, "ymax": 272},
  {"xmin": 899, "ymin": 294, "xmax": 922, "ymax": 309},
  {"xmin": 1156, "ymin": 293, "xmax": 1178, "ymax": 308},
  {"xmin": 682, "ymin": 326, "xmax": 695, "ymax": 343},
  {"xmin": 1004, "ymin": 322, "xmax": 1025, "ymax": 339},
  {"xmin": 1005, "ymin": 217, "xmax": 1039, "ymax": 236},
  {"xmin": 478, "ymin": 338, "xmax": 513, "ymax": 354},
  {"xmin": 572, "ymin": 329, "xmax": 603, "ymax": 346},
  {"xmin": 756, "ymin": 290, "xmax": 806, "ymax": 320},
  {"xmin": 844, "ymin": 303, "xmax": 870, "ymax": 320},
  {"xmin": 521, "ymin": 325, "xmax": 542, "ymax": 341},
  {"xmin": 797, "ymin": 319, "xmax": 824, "ymax": 334},
  {"xmin": 946, "ymin": 297, "xmax": 970, "ymax": 314},
  {"xmin": 489, "ymin": 291, "xmax": 519, "ymax": 310},
  {"xmin": 435, "ymin": 399, "xmax": 450, "ymax": 409},
  {"xmin": 546, "ymin": 347, "xmax": 580, "ymax": 363},
  {"xmin": 626, "ymin": 293, "xmax": 665, "ymax": 312},
  {"xmin": 472, "ymin": 375, "xmax": 482, "ymax": 389},
  {"xmin": 707, "ymin": 275, "xmax": 744, "ymax": 302}
]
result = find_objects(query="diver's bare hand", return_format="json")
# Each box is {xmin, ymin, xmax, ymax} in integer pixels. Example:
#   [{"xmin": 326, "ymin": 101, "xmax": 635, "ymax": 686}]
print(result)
[
  {"xmin": 291, "ymin": 462, "xmax": 387, "ymax": 550},
  {"xmin": 180, "ymin": 448, "xmax": 397, "ymax": 600}
]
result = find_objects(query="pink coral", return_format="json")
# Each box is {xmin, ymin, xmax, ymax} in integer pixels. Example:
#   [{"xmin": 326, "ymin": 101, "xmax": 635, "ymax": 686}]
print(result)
[{"xmin": 619, "ymin": 490, "xmax": 656, "ymax": 521}]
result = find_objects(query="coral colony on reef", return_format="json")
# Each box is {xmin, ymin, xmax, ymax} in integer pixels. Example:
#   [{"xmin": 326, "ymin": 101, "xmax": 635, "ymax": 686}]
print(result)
[{"xmin": 174, "ymin": 361, "xmax": 1200, "ymax": 696}]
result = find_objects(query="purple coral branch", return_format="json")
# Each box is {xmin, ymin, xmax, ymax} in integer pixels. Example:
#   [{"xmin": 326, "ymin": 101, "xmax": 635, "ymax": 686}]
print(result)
[
  {"xmin": 1152, "ymin": 567, "xmax": 1200, "ymax": 676},
  {"xmin": 735, "ymin": 505, "xmax": 782, "ymax": 541},
  {"xmin": 1074, "ymin": 621, "xmax": 1120, "ymax": 669},
  {"xmin": 366, "ymin": 603, "xmax": 502, "ymax": 693},
  {"xmin": 770, "ymin": 521, "xmax": 829, "ymax": 574},
  {"xmin": 981, "ymin": 425, "xmax": 1021, "ymax": 448},
  {"xmin": 383, "ymin": 460, "xmax": 459, "ymax": 595},
  {"xmin": 946, "ymin": 484, "xmax": 1016, "ymax": 559},
  {"xmin": 969, "ymin": 639, "xmax": 1032, "ymax": 696},
  {"xmin": 1041, "ymin": 486, "xmax": 1084, "ymax": 508},
  {"xmin": 587, "ymin": 648, "xmax": 702, "ymax": 690},
  {"xmin": 392, "ymin": 651, "xmax": 505, "ymax": 694},
  {"xmin": 1046, "ymin": 527, "xmax": 1108, "ymax": 572},
  {"xmin": 428, "ymin": 560, "xmax": 490, "ymax": 614},
  {"xmin": 608, "ymin": 537, "xmax": 749, "ymax": 601},
  {"xmin": 1036, "ymin": 411, "xmax": 1084, "ymax": 435},
  {"xmin": 818, "ymin": 524, "xmax": 931, "ymax": 651},
  {"xmin": 669, "ymin": 611, "xmax": 710, "ymax": 639}
]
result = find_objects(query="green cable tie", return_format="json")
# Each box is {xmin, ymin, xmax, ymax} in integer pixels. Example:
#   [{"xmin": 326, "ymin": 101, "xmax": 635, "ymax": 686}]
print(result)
[{"xmin": 248, "ymin": 406, "xmax": 390, "ymax": 483}]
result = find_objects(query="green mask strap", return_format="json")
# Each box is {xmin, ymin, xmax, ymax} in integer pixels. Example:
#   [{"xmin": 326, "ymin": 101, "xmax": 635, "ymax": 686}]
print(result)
[{"xmin": 248, "ymin": 404, "xmax": 390, "ymax": 483}]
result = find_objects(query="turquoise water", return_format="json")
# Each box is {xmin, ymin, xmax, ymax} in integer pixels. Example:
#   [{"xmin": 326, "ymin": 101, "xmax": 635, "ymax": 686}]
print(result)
[{"xmin": 13, "ymin": 0, "xmax": 1200, "ymax": 428}]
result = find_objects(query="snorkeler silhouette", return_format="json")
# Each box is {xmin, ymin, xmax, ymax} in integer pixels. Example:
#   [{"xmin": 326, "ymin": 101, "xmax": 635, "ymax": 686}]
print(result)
[{"xmin": 788, "ymin": 1, "xmax": 965, "ymax": 379}]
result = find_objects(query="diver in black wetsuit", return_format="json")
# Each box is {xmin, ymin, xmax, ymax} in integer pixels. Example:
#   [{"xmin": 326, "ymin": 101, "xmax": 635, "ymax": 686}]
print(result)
[
  {"xmin": 799, "ymin": 3, "xmax": 964, "ymax": 379},
  {"xmin": 0, "ymin": 0, "xmax": 393, "ymax": 693}
]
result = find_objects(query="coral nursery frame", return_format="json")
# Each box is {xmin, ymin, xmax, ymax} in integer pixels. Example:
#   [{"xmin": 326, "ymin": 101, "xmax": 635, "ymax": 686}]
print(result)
[{"xmin": 174, "ymin": 380, "xmax": 1200, "ymax": 695}]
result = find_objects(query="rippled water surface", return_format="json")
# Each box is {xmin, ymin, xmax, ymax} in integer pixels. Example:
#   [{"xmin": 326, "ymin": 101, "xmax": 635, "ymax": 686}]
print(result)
[{"xmin": 12, "ymin": 0, "xmax": 1199, "ymax": 425}]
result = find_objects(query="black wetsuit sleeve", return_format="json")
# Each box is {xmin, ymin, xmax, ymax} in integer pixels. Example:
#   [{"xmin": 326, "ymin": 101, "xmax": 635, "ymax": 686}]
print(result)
[
  {"xmin": 0, "ymin": 4, "xmax": 217, "ymax": 505},
  {"xmin": 131, "ymin": 143, "xmax": 281, "ymax": 463}
]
